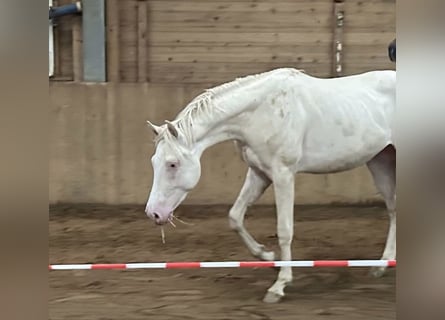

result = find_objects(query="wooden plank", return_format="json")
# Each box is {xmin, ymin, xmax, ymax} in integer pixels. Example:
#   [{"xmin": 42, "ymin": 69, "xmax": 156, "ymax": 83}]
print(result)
[
  {"xmin": 147, "ymin": 21, "xmax": 331, "ymax": 33},
  {"xmin": 147, "ymin": 1, "xmax": 338, "ymax": 13},
  {"xmin": 343, "ymin": 65, "xmax": 395, "ymax": 76},
  {"xmin": 146, "ymin": 50, "xmax": 330, "ymax": 63},
  {"xmin": 147, "ymin": 63, "xmax": 332, "ymax": 78},
  {"xmin": 148, "ymin": 0, "xmax": 333, "ymax": 2},
  {"xmin": 343, "ymin": 55, "xmax": 396, "ymax": 65},
  {"xmin": 146, "ymin": 45, "xmax": 330, "ymax": 62},
  {"xmin": 143, "ymin": 32, "xmax": 335, "ymax": 46},
  {"xmin": 343, "ymin": 32, "xmax": 395, "ymax": 46},
  {"xmin": 146, "ymin": 0, "xmax": 392, "ymax": 15},
  {"xmin": 347, "ymin": 47, "xmax": 397, "ymax": 55},
  {"xmin": 343, "ymin": 12, "xmax": 395, "ymax": 28},
  {"xmin": 147, "ymin": 45, "xmax": 330, "ymax": 54},
  {"xmin": 141, "ymin": 31, "xmax": 392, "ymax": 47},
  {"xmin": 137, "ymin": 0, "xmax": 148, "ymax": 82},
  {"xmin": 118, "ymin": 0, "xmax": 138, "ymax": 82},
  {"xmin": 72, "ymin": 16, "xmax": 83, "ymax": 81},
  {"xmin": 148, "ymin": 26, "xmax": 330, "ymax": 33},
  {"xmin": 137, "ymin": 61, "xmax": 331, "ymax": 83},
  {"xmin": 142, "ymin": 62, "xmax": 332, "ymax": 74},
  {"xmin": 57, "ymin": 16, "xmax": 74, "ymax": 79},
  {"xmin": 49, "ymin": 76, "xmax": 74, "ymax": 82},
  {"xmin": 343, "ymin": 0, "xmax": 396, "ymax": 12},
  {"xmin": 146, "ymin": 11, "xmax": 331, "ymax": 26},
  {"xmin": 146, "ymin": 10, "xmax": 331, "ymax": 21},
  {"xmin": 341, "ymin": 32, "xmax": 396, "ymax": 45},
  {"xmin": 106, "ymin": 0, "xmax": 120, "ymax": 82},
  {"xmin": 146, "ymin": 70, "xmax": 331, "ymax": 84},
  {"xmin": 343, "ymin": 26, "xmax": 396, "ymax": 33}
]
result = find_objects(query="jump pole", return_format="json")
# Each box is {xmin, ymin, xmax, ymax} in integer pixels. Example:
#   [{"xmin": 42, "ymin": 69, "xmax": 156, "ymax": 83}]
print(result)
[{"xmin": 49, "ymin": 260, "xmax": 396, "ymax": 270}]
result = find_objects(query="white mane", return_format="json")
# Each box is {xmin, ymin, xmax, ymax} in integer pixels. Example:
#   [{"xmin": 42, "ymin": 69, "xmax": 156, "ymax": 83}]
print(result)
[{"xmin": 156, "ymin": 68, "xmax": 305, "ymax": 146}]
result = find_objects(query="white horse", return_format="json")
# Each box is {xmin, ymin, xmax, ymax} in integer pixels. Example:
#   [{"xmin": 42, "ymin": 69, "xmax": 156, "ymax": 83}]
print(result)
[{"xmin": 145, "ymin": 68, "xmax": 396, "ymax": 303}]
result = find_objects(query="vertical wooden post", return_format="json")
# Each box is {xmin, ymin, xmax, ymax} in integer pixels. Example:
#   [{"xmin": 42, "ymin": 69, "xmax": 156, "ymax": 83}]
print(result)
[
  {"xmin": 72, "ymin": 16, "xmax": 83, "ymax": 82},
  {"xmin": 332, "ymin": 0, "xmax": 345, "ymax": 77},
  {"xmin": 52, "ymin": 0, "xmax": 61, "ymax": 78},
  {"xmin": 106, "ymin": 0, "xmax": 120, "ymax": 82},
  {"xmin": 137, "ymin": 0, "xmax": 148, "ymax": 82},
  {"xmin": 49, "ymin": 0, "xmax": 54, "ymax": 77}
]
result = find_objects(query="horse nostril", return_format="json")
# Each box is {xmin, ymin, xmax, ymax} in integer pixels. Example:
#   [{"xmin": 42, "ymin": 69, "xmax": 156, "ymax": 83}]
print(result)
[{"xmin": 153, "ymin": 212, "xmax": 160, "ymax": 219}]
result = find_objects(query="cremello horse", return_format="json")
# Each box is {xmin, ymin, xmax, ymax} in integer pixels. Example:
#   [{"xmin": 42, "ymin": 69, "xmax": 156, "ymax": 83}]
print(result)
[{"xmin": 145, "ymin": 68, "xmax": 396, "ymax": 303}]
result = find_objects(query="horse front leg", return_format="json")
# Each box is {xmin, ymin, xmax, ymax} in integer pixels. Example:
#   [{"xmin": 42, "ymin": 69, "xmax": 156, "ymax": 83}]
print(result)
[
  {"xmin": 229, "ymin": 167, "xmax": 275, "ymax": 261},
  {"xmin": 263, "ymin": 168, "xmax": 295, "ymax": 303}
]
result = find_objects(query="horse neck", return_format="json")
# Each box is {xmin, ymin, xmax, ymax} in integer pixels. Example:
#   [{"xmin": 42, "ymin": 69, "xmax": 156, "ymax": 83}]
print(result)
[
  {"xmin": 182, "ymin": 68, "xmax": 297, "ymax": 157},
  {"xmin": 190, "ymin": 83, "xmax": 267, "ymax": 156}
]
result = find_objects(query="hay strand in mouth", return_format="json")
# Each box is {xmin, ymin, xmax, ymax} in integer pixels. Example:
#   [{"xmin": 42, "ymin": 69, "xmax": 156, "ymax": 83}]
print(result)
[
  {"xmin": 161, "ymin": 227, "xmax": 165, "ymax": 244},
  {"xmin": 172, "ymin": 215, "xmax": 194, "ymax": 226},
  {"xmin": 168, "ymin": 218, "xmax": 176, "ymax": 228}
]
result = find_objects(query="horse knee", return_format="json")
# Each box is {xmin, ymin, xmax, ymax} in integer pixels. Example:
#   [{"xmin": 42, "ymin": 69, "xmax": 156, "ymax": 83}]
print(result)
[
  {"xmin": 385, "ymin": 194, "xmax": 396, "ymax": 212},
  {"xmin": 228, "ymin": 209, "xmax": 242, "ymax": 231},
  {"xmin": 277, "ymin": 227, "xmax": 293, "ymax": 246},
  {"xmin": 229, "ymin": 218, "xmax": 241, "ymax": 231},
  {"xmin": 280, "ymin": 271, "xmax": 293, "ymax": 283},
  {"xmin": 278, "ymin": 237, "xmax": 292, "ymax": 247},
  {"xmin": 387, "ymin": 209, "xmax": 396, "ymax": 222}
]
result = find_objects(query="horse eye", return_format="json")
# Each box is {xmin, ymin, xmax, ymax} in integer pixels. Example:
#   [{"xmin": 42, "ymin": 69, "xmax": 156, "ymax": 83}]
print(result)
[{"xmin": 168, "ymin": 162, "xmax": 178, "ymax": 169}]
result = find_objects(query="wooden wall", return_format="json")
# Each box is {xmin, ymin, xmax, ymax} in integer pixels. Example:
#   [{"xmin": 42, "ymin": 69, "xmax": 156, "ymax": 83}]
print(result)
[
  {"xmin": 50, "ymin": 0, "xmax": 395, "ymax": 84},
  {"xmin": 342, "ymin": 0, "xmax": 396, "ymax": 75},
  {"xmin": 49, "ymin": 1, "xmax": 395, "ymax": 205},
  {"xmin": 50, "ymin": 82, "xmax": 382, "ymax": 205},
  {"xmin": 51, "ymin": 0, "xmax": 78, "ymax": 80}
]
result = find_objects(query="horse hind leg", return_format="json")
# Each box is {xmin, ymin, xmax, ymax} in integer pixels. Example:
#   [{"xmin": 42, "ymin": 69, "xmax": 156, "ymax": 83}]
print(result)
[
  {"xmin": 229, "ymin": 167, "xmax": 275, "ymax": 261},
  {"xmin": 366, "ymin": 144, "xmax": 396, "ymax": 277}
]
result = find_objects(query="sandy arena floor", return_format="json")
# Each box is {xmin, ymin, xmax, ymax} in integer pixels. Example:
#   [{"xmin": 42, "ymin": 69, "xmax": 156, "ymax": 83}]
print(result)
[{"xmin": 49, "ymin": 204, "xmax": 395, "ymax": 319}]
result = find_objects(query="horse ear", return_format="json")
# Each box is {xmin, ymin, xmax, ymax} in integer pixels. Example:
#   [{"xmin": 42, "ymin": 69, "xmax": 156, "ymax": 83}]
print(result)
[
  {"xmin": 165, "ymin": 120, "xmax": 179, "ymax": 138},
  {"xmin": 146, "ymin": 120, "xmax": 161, "ymax": 136}
]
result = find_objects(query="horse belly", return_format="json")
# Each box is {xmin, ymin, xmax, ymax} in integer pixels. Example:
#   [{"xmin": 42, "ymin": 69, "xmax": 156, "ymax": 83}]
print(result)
[
  {"xmin": 297, "ymin": 125, "xmax": 391, "ymax": 174},
  {"xmin": 298, "ymin": 151, "xmax": 377, "ymax": 174}
]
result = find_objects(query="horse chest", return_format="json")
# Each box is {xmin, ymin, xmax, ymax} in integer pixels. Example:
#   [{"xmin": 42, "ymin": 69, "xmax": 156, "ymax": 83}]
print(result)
[{"xmin": 240, "ymin": 145, "xmax": 275, "ymax": 174}]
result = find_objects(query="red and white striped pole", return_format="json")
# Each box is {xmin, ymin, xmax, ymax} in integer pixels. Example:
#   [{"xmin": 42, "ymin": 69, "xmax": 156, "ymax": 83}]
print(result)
[{"xmin": 49, "ymin": 260, "xmax": 396, "ymax": 271}]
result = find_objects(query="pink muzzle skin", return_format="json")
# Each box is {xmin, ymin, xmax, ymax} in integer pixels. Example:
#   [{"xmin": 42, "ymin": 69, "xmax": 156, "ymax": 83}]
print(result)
[{"xmin": 145, "ymin": 205, "xmax": 172, "ymax": 225}]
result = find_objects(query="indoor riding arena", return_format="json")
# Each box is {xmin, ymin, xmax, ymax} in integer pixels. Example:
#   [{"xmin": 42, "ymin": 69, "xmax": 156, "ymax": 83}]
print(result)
[{"xmin": 49, "ymin": 1, "xmax": 396, "ymax": 319}]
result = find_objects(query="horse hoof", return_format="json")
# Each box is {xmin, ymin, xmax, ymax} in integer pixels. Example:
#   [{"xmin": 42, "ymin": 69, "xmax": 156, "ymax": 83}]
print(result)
[
  {"xmin": 260, "ymin": 250, "xmax": 275, "ymax": 262},
  {"xmin": 369, "ymin": 266, "xmax": 386, "ymax": 278},
  {"xmin": 263, "ymin": 291, "xmax": 283, "ymax": 303}
]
